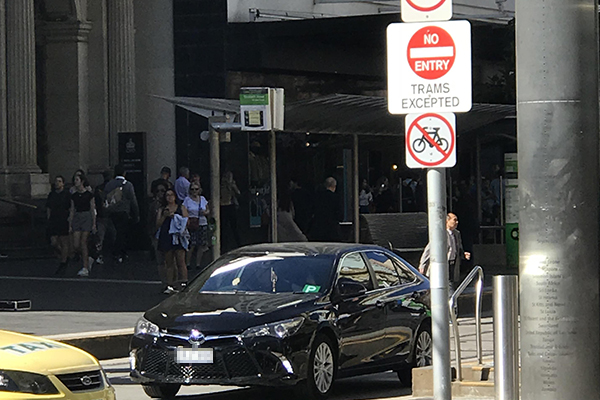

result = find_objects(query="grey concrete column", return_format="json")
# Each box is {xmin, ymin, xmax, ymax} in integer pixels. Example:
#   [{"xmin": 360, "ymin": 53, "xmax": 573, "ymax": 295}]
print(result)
[
  {"xmin": 134, "ymin": 0, "xmax": 175, "ymax": 192},
  {"xmin": 107, "ymin": 0, "xmax": 136, "ymax": 165},
  {"xmin": 41, "ymin": 20, "xmax": 92, "ymax": 180},
  {"xmin": 517, "ymin": 0, "xmax": 600, "ymax": 399},
  {"xmin": 5, "ymin": 0, "xmax": 38, "ymax": 171},
  {"xmin": 0, "ymin": 0, "xmax": 7, "ymax": 169}
]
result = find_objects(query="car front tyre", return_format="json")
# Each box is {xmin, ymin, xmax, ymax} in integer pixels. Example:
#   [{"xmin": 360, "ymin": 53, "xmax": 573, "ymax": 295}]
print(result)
[
  {"xmin": 298, "ymin": 334, "xmax": 337, "ymax": 400},
  {"xmin": 142, "ymin": 383, "xmax": 181, "ymax": 399},
  {"xmin": 398, "ymin": 321, "xmax": 432, "ymax": 387}
]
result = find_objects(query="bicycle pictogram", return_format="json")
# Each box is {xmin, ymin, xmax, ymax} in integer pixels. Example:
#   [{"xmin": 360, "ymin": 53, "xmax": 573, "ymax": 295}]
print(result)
[{"xmin": 412, "ymin": 127, "xmax": 449, "ymax": 153}]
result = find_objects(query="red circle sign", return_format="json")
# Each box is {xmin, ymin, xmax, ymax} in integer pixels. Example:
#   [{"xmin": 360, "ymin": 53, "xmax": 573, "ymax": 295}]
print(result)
[
  {"xmin": 406, "ymin": 113, "xmax": 455, "ymax": 167},
  {"xmin": 405, "ymin": 0, "xmax": 446, "ymax": 12},
  {"xmin": 407, "ymin": 26, "xmax": 455, "ymax": 80}
]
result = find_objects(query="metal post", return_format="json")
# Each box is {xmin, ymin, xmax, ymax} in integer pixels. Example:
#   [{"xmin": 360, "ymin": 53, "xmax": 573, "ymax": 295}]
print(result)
[
  {"xmin": 209, "ymin": 119, "xmax": 221, "ymax": 259},
  {"xmin": 517, "ymin": 0, "xmax": 600, "ymax": 398},
  {"xmin": 493, "ymin": 275, "xmax": 519, "ymax": 400},
  {"xmin": 427, "ymin": 168, "xmax": 451, "ymax": 400},
  {"xmin": 269, "ymin": 129, "xmax": 277, "ymax": 242},
  {"xmin": 353, "ymin": 134, "xmax": 359, "ymax": 243}
]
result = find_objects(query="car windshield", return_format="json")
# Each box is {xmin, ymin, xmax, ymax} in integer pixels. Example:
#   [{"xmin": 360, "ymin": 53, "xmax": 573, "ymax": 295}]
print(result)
[{"xmin": 188, "ymin": 253, "xmax": 335, "ymax": 294}]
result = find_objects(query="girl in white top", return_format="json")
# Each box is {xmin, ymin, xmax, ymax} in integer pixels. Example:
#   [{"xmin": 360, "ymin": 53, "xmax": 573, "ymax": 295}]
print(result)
[{"xmin": 183, "ymin": 183, "xmax": 209, "ymax": 269}]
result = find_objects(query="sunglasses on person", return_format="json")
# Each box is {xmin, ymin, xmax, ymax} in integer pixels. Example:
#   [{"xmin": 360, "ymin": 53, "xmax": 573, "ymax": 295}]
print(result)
[{"xmin": 190, "ymin": 187, "xmax": 200, "ymax": 191}]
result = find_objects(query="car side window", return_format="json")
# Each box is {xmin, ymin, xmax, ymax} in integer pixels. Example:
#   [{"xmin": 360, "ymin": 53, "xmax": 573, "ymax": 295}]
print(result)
[
  {"xmin": 391, "ymin": 257, "xmax": 418, "ymax": 285},
  {"xmin": 364, "ymin": 251, "xmax": 401, "ymax": 288},
  {"xmin": 338, "ymin": 253, "xmax": 374, "ymax": 290}
]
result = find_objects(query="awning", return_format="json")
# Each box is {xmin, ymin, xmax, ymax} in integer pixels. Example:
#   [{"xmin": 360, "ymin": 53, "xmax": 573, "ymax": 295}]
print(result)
[{"xmin": 155, "ymin": 93, "xmax": 515, "ymax": 136}]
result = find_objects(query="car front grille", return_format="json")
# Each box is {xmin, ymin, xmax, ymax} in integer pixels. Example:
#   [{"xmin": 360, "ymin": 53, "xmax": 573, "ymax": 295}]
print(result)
[
  {"xmin": 141, "ymin": 345, "xmax": 260, "ymax": 381},
  {"xmin": 55, "ymin": 370, "xmax": 103, "ymax": 392}
]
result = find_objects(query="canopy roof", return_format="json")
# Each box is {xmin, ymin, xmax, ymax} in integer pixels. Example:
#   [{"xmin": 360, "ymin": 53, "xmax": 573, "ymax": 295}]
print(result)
[{"xmin": 156, "ymin": 93, "xmax": 515, "ymax": 136}]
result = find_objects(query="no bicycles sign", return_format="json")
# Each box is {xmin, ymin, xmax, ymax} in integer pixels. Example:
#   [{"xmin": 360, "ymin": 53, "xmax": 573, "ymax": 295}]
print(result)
[
  {"xmin": 401, "ymin": 0, "xmax": 451, "ymax": 22},
  {"xmin": 405, "ymin": 112, "xmax": 456, "ymax": 168}
]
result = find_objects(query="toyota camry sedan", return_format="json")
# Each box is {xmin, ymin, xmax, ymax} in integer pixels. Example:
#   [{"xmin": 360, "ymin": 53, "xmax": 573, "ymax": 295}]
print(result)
[
  {"xmin": 0, "ymin": 329, "xmax": 116, "ymax": 399},
  {"xmin": 130, "ymin": 243, "xmax": 431, "ymax": 399}
]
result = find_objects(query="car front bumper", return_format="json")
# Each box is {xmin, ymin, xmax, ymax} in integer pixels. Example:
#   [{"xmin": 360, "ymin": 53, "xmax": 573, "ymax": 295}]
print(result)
[{"xmin": 130, "ymin": 332, "xmax": 310, "ymax": 387}]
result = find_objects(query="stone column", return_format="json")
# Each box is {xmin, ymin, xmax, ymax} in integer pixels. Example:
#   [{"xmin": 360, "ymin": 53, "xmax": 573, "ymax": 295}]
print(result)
[
  {"xmin": 41, "ymin": 20, "xmax": 93, "ymax": 181},
  {"xmin": 0, "ymin": 0, "xmax": 49, "ymax": 198},
  {"xmin": 6, "ymin": 0, "xmax": 37, "ymax": 171},
  {"xmin": 134, "ymin": 0, "xmax": 175, "ymax": 193},
  {"xmin": 107, "ymin": 0, "xmax": 136, "ymax": 165},
  {"xmin": 0, "ymin": 0, "xmax": 7, "ymax": 170}
]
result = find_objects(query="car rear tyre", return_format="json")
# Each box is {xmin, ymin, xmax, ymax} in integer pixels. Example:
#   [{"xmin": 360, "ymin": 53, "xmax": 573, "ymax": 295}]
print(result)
[
  {"xmin": 142, "ymin": 383, "xmax": 181, "ymax": 399},
  {"xmin": 397, "ymin": 321, "xmax": 432, "ymax": 387},
  {"xmin": 297, "ymin": 334, "xmax": 337, "ymax": 400}
]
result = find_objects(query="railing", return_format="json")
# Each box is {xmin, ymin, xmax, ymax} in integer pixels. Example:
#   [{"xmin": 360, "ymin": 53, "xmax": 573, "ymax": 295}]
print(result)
[
  {"xmin": 449, "ymin": 265, "xmax": 484, "ymax": 381},
  {"xmin": 0, "ymin": 197, "xmax": 37, "ymax": 210}
]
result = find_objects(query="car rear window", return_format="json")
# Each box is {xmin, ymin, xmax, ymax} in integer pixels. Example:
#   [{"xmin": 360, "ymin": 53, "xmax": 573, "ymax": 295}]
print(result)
[{"xmin": 189, "ymin": 254, "xmax": 335, "ymax": 294}]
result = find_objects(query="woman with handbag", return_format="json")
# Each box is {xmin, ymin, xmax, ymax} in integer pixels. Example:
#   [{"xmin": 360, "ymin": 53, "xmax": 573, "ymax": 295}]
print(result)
[{"xmin": 183, "ymin": 183, "xmax": 209, "ymax": 270}]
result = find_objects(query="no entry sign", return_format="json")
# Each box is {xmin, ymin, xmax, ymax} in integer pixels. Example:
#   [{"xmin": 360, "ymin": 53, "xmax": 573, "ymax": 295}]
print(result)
[
  {"xmin": 405, "ymin": 112, "xmax": 456, "ymax": 168},
  {"xmin": 388, "ymin": 20, "xmax": 471, "ymax": 114},
  {"xmin": 401, "ymin": 0, "xmax": 451, "ymax": 22}
]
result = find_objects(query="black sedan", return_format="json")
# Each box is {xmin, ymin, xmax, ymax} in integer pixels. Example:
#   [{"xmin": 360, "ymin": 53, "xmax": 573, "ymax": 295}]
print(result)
[{"xmin": 130, "ymin": 243, "xmax": 432, "ymax": 399}]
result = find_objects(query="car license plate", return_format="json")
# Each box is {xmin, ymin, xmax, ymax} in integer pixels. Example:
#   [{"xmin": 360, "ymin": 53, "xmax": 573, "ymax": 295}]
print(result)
[{"xmin": 175, "ymin": 347, "xmax": 213, "ymax": 364}]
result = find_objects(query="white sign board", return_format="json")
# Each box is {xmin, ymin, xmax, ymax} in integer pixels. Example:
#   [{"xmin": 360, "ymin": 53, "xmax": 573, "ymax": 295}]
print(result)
[
  {"xmin": 388, "ymin": 20, "xmax": 472, "ymax": 114},
  {"xmin": 401, "ymin": 0, "xmax": 452, "ymax": 22},
  {"xmin": 405, "ymin": 112, "xmax": 456, "ymax": 168}
]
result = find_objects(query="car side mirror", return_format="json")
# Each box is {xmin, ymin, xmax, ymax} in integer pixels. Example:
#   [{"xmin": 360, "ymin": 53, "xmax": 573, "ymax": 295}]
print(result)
[{"xmin": 336, "ymin": 279, "xmax": 367, "ymax": 298}]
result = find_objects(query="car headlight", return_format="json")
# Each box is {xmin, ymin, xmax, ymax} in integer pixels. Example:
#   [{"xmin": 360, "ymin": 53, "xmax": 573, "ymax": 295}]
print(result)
[
  {"xmin": 134, "ymin": 316, "xmax": 160, "ymax": 337},
  {"xmin": 0, "ymin": 370, "xmax": 59, "ymax": 395},
  {"xmin": 242, "ymin": 317, "xmax": 304, "ymax": 339}
]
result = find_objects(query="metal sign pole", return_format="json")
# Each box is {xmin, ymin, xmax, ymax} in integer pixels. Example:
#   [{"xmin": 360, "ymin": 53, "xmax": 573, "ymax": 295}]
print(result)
[
  {"xmin": 269, "ymin": 129, "xmax": 277, "ymax": 242},
  {"xmin": 427, "ymin": 168, "xmax": 451, "ymax": 400}
]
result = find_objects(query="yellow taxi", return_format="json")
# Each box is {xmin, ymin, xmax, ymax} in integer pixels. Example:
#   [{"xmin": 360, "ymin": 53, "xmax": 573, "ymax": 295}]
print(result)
[{"xmin": 0, "ymin": 330, "xmax": 116, "ymax": 399}]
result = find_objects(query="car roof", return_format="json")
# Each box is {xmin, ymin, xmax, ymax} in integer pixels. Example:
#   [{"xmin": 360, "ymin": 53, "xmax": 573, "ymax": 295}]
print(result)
[{"xmin": 228, "ymin": 242, "xmax": 388, "ymax": 257}]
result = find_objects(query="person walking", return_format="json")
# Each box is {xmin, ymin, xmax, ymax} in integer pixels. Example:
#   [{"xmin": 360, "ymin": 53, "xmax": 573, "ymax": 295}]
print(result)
[
  {"xmin": 175, "ymin": 166, "xmax": 190, "ymax": 203},
  {"xmin": 93, "ymin": 169, "xmax": 113, "ymax": 266},
  {"xmin": 103, "ymin": 164, "xmax": 139, "ymax": 264},
  {"xmin": 183, "ymin": 182, "xmax": 209, "ymax": 270},
  {"xmin": 149, "ymin": 183, "xmax": 167, "ymax": 284},
  {"xmin": 418, "ymin": 212, "xmax": 471, "ymax": 285},
  {"xmin": 220, "ymin": 171, "xmax": 241, "ymax": 249},
  {"xmin": 274, "ymin": 191, "xmax": 307, "ymax": 242},
  {"xmin": 309, "ymin": 177, "xmax": 342, "ymax": 242},
  {"xmin": 156, "ymin": 188, "xmax": 189, "ymax": 294},
  {"xmin": 359, "ymin": 179, "xmax": 373, "ymax": 214},
  {"xmin": 150, "ymin": 166, "xmax": 173, "ymax": 196},
  {"xmin": 46, "ymin": 175, "xmax": 71, "ymax": 276},
  {"xmin": 69, "ymin": 173, "xmax": 96, "ymax": 277}
]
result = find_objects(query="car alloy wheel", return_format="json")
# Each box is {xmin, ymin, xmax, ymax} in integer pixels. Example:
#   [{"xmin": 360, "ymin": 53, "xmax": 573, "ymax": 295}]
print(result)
[
  {"xmin": 299, "ymin": 334, "xmax": 337, "ymax": 400},
  {"xmin": 415, "ymin": 328, "xmax": 433, "ymax": 367},
  {"xmin": 397, "ymin": 322, "xmax": 432, "ymax": 386},
  {"xmin": 313, "ymin": 341, "xmax": 334, "ymax": 393}
]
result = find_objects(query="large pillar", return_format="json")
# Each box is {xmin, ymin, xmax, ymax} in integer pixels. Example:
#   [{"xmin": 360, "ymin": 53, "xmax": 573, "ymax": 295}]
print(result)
[
  {"xmin": 107, "ymin": 0, "xmax": 136, "ymax": 165},
  {"xmin": 134, "ymin": 0, "xmax": 175, "ymax": 192},
  {"xmin": 0, "ymin": 0, "xmax": 6, "ymax": 171},
  {"xmin": 41, "ymin": 20, "xmax": 92, "ymax": 180},
  {"xmin": 0, "ymin": 0, "xmax": 48, "ymax": 198},
  {"xmin": 517, "ymin": 0, "xmax": 600, "ymax": 399}
]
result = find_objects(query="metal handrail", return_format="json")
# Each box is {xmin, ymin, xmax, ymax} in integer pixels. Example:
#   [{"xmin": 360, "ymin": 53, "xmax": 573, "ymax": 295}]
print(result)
[
  {"xmin": 449, "ymin": 265, "xmax": 484, "ymax": 381},
  {"xmin": 0, "ymin": 197, "xmax": 37, "ymax": 209}
]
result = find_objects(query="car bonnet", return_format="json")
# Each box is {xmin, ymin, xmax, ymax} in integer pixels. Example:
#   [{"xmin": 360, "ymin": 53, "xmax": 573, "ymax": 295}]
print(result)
[{"xmin": 0, "ymin": 330, "xmax": 100, "ymax": 375}]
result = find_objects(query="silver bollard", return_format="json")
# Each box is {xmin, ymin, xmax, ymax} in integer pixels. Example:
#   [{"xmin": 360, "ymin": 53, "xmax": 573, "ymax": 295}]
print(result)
[{"xmin": 494, "ymin": 275, "xmax": 519, "ymax": 400}]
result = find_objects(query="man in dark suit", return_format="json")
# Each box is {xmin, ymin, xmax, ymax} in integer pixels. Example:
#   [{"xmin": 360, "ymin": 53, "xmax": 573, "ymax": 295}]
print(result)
[
  {"xmin": 309, "ymin": 177, "xmax": 342, "ymax": 242},
  {"xmin": 419, "ymin": 212, "xmax": 471, "ymax": 283}
]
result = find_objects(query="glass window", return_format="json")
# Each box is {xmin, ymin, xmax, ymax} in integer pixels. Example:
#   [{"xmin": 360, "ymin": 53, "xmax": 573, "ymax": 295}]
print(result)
[
  {"xmin": 189, "ymin": 253, "xmax": 335, "ymax": 294},
  {"xmin": 337, "ymin": 253, "xmax": 373, "ymax": 290},
  {"xmin": 391, "ymin": 256, "xmax": 418, "ymax": 285},
  {"xmin": 364, "ymin": 251, "xmax": 400, "ymax": 288}
]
